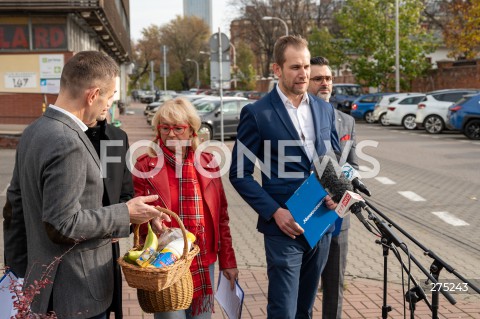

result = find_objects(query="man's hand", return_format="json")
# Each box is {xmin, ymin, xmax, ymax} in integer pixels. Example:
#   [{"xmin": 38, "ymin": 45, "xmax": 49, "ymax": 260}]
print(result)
[
  {"xmin": 222, "ymin": 268, "xmax": 239, "ymax": 290},
  {"xmin": 324, "ymin": 194, "xmax": 337, "ymax": 210},
  {"xmin": 272, "ymin": 207, "xmax": 304, "ymax": 239},
  {"xmin": 126, "ymin": 195, "xmax": 171, "ymax": 225}
]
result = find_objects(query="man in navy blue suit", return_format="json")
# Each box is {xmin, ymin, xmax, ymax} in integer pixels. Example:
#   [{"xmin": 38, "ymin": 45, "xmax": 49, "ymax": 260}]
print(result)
[{"xmin": 229, "ymin": 35, "xmax": 340, "ymax": 318}]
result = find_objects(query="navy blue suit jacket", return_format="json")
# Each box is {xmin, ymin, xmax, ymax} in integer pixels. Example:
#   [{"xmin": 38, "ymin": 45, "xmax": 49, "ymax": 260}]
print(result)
[{"xmin": 229, "ymin": 88, "xmax": 340, "ymax": 236}]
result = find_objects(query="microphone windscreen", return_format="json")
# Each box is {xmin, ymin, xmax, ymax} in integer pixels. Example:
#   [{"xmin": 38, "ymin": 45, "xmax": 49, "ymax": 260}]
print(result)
[{"xmin": 313, "ymin": 156, "xmax": 353, "ymax": 203}]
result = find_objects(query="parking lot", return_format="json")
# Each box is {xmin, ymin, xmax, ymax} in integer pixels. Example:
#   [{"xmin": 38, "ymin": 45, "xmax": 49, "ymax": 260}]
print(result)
[{"xmin": 1, "ymin": 102, "xmax": 479, "ymax": 318}]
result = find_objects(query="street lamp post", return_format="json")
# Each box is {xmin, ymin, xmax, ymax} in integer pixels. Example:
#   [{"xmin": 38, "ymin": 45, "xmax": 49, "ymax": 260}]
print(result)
[
  {"xmin": 262, "ymin": 16, "xmax": 289, "ymax": 36},
  {"xmin": 394, "ymin": 0, "xmax": 400, "ymax": 92},
  {"xmin": 186, "ymin": 58, "xmax": 200, "ymax": 89},
  {"xmin": 230, "ymin": 42, "xmax": 237, "ymax": 89}
]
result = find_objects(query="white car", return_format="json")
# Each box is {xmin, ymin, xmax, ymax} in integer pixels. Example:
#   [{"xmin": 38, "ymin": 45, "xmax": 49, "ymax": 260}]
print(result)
[
  {"xmin": 415, "ymin": 89, "xmax": 479, "ymax": 134},
  {"xmin": 373, "ymin": 93, "xmax": 417, "ymax": 126},
  {"xmin": 385, "ymin": 94, "xmax": 426, "ymax": 129}
]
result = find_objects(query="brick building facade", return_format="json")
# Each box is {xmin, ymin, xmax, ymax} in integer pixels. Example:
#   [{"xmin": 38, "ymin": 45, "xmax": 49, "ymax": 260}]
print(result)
[
  {"xmin": 411, "ymin": 60, "xmax": 480, "ymax": 92},
  {"xmin": 0, "ymin": 0, "xmax": 132, "ymax": 125}
]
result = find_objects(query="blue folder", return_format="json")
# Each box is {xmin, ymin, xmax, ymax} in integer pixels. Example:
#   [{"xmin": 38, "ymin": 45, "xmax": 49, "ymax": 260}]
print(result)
[{"xmin": 286, "ymin": 173, "xmax": 340, "ymax": 248}]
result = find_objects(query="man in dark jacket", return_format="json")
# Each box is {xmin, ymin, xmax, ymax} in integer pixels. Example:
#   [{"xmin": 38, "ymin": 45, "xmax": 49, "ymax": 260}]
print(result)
[
  {"xmin": 308, "ymin": 56, "xmax": 359, "ymax": 319},
  {"xmin": 85, "ymin": 116, "xmax": 134, "ymax": 319}
]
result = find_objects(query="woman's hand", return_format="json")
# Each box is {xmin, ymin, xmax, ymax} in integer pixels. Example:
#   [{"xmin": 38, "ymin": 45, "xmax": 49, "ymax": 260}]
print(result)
[{"xmin": 222, "ymin": 268, "xmax": 239, "ymax": 290}]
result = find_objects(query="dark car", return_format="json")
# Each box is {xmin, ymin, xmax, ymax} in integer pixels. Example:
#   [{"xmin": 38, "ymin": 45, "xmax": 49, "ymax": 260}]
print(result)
[
  {"xmin": 194, "ymin": 97, "xmax": 255, "ymax": 140},
  {"xmin": 446, "ymin": 93, "xmax": 480, "ymax": 140},
  {"xmin": 330, "ymin": 84, "xmax": 363, "ymax": 114},
  {"xmin": 350, "ymin": 92, "xmax": 394, "ymax": 123},
  {"xmin": 139, "ymin": 90, "xmax": 155, "ymax": 104},
  {"xmin": 143, "ymin": 95, "xmax": 174, "ymax": 115}
]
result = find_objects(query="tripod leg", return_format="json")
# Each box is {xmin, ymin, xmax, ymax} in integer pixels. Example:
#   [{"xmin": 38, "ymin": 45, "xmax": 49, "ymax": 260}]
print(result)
[{"xmin": 381, "ymin": 240, "xmax": 392, "ymax": 319}]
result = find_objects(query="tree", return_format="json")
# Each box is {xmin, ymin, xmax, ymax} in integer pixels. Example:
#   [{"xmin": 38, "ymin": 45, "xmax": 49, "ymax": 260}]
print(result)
[
  {"xmin": 129, "ymin": 16, "xmax": 210, "ymax": 91},
  {"xmin": 443, "ymin": 0, "xmax": 480, "ymax": 59},
  {"xmin": 307, "ymin": 27, "xmax": 345, "ymax": 75},
  {"xmin": 129, "ymin": 25, "xmax": 162, "ymax": 91},
  {"xmin": 159, "ymin": 15, "xmax": 210, "ymax": 89},
  {"xmin": 233, "ymin": 0, "xmax": 316, "ymax": 77},
  {"xmin": 336, "ymin": 0, "xmax": 437, "ymax": 91},
  {"xmin": 235, "ymin": 41, "xmax": 257, "ymax": 90}
]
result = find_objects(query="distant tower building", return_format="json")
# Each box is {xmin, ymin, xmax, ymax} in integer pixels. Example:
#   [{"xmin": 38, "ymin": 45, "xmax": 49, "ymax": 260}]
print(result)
[{"xmin": 183, "ymin": 0, "xmax": 212, "ymax": 31}]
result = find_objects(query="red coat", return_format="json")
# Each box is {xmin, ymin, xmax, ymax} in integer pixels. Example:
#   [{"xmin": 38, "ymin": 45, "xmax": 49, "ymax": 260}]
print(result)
[{"xmin": 133, "ymin": 152, "xmax": 237, "ymax": 270}]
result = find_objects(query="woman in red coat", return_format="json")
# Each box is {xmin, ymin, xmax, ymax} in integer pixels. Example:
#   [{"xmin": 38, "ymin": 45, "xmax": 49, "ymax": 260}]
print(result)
[{"xmin": 133, "ymin": 97, "xmax": 238, "ymax": 319}]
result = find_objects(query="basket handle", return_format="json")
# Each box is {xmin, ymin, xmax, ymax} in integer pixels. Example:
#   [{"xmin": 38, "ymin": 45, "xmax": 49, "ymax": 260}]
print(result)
[{"xmin": 133, "ymin": 207, "xmax": 190, "ymax": 261}]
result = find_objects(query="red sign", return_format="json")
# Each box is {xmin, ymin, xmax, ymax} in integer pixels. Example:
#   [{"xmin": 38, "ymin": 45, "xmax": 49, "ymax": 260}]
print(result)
[
  {"xmin": 0, "ymin": 25, "xmax": 28, "ymax": 49},
  {"xmin": 33, "ymin": 25, "xmax": 66, "ymax": 49},
  {"xmin": 0, "ymin": 24, "xmax": 66, "ymax": 50}
]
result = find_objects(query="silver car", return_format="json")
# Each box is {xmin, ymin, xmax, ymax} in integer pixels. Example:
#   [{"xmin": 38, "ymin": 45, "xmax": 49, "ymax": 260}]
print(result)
[{"xmin": 194, "ymin": 96, "xmax": 255, "ymax": 140}]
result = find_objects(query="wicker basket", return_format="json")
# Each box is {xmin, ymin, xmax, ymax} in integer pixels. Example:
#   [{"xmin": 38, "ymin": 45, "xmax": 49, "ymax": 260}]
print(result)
[
  {"xmin": 137, "ymin": 270, "xmax": 194, "ymax": 313},
  {"xmin": 118, "ymin": 207, "xmax": 200, "ymax": 292}
]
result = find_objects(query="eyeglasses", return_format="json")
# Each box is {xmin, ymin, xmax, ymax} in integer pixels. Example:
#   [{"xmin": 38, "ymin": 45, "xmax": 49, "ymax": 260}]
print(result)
[
  {"xmin": 157, "ymin": 124, "xmax": 190, "ymax": 135},
  {"xmin": 310, "ymin": 76, "xmax": 333, "ymax": 83}
]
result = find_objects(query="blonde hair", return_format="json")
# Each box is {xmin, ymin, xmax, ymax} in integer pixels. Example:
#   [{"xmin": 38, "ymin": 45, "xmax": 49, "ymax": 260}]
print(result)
[{"xmin": 148, "ymin": 97, "xmax": 201, "ymax": 156}]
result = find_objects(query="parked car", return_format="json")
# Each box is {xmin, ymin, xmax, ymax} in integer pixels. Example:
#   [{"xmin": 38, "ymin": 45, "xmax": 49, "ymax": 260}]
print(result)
[
  {"xmin": 329, "ymin": 83, "xmax": 363, "ymax": 114},
  {"xmin": 385, "ymin": 94, "xmax": 426, "ymax": 129},
  {"xmin": 193, "ymin": 97, "xmax": 255, "ymax": 140},
  {"xmin": 415, "ymin": 89, "xmax": 479, "ymax": 134},
  {"xmin": 350, "ymin": 92, "xmax": 394, "ymax": 123},
  {"xmin": 373, "ymin": 93, "xmax": 418, "ymax": 126},
  {"xmin": 144, "ymin": 95, "xmax": 205, "ymax": 124},
  {"xmin": 143, "ymin": 95, "xmax": 174, "ymax": 116},
  {"xmin": 447, "ymin": 93, "xmax": 480, "ymax": 140},
  {"xmin": 247, "ymin": 91, "xmax": 268, "ymax": 100},
  {"xmin": 139, "ymin": 90, "xmax": 155, "ymax": 104}
]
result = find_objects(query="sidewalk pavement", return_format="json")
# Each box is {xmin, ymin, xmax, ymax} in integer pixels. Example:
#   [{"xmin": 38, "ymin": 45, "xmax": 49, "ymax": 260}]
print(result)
[{"xmin": 116, "ymin": 102, "xmax": 479, "ymax": 319}]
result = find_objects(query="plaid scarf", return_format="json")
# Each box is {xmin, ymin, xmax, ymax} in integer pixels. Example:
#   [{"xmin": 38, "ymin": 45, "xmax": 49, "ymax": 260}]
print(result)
[{"xmin": 159, "ymin": 139, "xmax": 214, "ymax": 315}]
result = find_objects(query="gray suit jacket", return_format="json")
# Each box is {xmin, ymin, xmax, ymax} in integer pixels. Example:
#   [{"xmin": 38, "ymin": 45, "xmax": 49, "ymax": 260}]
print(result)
[
  {"xmin": 4, "ymin": 107, "xmax": 130, "ymax": 318},
  {"xmin": 334, "ymin": 110, "xmax": 359, "ymax": 230}
]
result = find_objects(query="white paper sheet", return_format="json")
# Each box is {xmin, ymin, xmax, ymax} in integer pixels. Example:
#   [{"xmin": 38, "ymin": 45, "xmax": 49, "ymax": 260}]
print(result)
[
  {"xmin": 214, "ymin": 271, "xmax": 244, "ymax": 319},
  {"xmin": 0, "ymin": 271, "xmax": 23, "ymax": 319}
]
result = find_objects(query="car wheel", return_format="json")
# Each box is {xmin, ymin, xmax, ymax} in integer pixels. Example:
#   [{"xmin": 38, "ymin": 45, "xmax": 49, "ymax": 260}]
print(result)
[
  {"xmin": 464, "ymin": 119, "xmax": 480, "ymax": 140},
  {"xmin": 424, "ymin": 115, "xmax": 444, "ymax": 134},
  {"xmin": 198, "ymin": 124, "xmax": 213, "ymax": 141},
  {"xmin": 364, "ymin": 111, "xmax": 375, "ymax": 123},
  {"xmin": 379, "ymin": 113, "xmax": 389, "ymax": 126},
  {"xmin": 402, "ymin": 114, "xmax": 417, "ymax": 130}
]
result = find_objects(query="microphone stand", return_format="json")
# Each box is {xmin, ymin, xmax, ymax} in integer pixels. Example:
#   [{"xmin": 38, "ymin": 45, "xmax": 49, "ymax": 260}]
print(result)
[
  {"xmin": 355, "ymin": 202, "xmax": 433, "ymax": 318},
  {"xmin": 361, "ymin": 198, "xmax": 480, "ymax": 318}
]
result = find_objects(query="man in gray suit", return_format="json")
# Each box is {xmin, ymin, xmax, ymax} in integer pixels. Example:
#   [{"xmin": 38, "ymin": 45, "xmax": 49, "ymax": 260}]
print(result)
[
  {"xmin": 308, "ymin": 56, "xmax": 359, "ymax": 319},
  {"xmin": 3, "ymin": 51, "xmax": 167, "ymax": 319}
]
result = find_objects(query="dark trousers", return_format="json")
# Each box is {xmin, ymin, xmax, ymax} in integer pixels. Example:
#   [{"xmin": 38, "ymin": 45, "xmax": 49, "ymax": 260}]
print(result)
[
  {"xmin": 264, "ymin": 232, "xmax": 331, "ymax": 319},
  {"xmin": 106, "ymin": 242, "xmax": 123, "ymax": 319},
  {"xmin": 321, "ymin": 229, "xmax": 349, "ymax": 319},
  {"xmin": 88, "ymin": 312, "xmax": 107, "ymax": 319}
]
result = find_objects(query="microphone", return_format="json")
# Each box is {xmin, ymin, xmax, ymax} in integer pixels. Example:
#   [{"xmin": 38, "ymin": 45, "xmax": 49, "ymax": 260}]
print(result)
[
  {"xmin": 313, "ymin": 156, "xmax": 372, "ymax": 232},
  {"xmin": 335, "ymin": 191, "xmax": 372, "ymax": 232},
  {"xmin": 341, "ymin": 163, "xmax": 372, "ymax": 197},
  {"xmin": 313, "ymin": 156, "xmax": 352, "ymax": 203}
]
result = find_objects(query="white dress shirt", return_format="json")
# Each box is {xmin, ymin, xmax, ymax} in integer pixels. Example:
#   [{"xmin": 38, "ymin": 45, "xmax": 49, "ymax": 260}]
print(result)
[
  {"xmin": 276, "ymin": 85, "xmax": 316, "ymax": 161},
  {"xmin": 48, "ymin": 104, "xmax": 88, "ymax": 132}
]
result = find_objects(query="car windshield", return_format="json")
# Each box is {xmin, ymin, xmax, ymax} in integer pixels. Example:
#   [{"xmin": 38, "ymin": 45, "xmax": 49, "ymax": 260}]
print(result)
[
  {"xmin": 337, "ymin": 86, "xmax": 362, "ymax": 96},
  {"xmin": 195, "ymin": 101, "xmax": 218, "ymax": 113}
]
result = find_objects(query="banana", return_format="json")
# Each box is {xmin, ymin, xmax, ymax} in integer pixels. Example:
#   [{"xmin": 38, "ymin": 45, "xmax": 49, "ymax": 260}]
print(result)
[
  {"xmin": 143, "ymin": 223, "xmax": 159, "ymax": 252},
  {"xmin": 124, "ymin": 223, "xmax": 158, "ymax": 265},
  {"xmin": 124, "ymin": 249, "xmax": 143, "ymax": 264}
]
